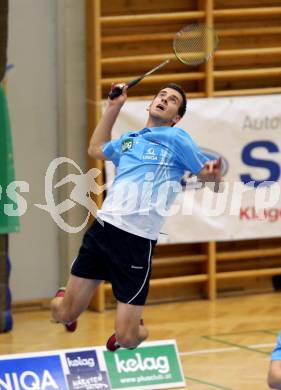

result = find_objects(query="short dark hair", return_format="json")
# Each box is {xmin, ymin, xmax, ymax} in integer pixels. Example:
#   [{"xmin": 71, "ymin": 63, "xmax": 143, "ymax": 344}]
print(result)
[{"xmin": 159, "ymin": 83, "xmax": 187, "ymax": 117}]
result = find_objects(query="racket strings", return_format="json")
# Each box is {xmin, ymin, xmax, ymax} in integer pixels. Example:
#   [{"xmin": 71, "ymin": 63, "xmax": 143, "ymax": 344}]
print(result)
[{"xmin": 173, "ymin": 24, "xmax": 219, "ymax": 66}]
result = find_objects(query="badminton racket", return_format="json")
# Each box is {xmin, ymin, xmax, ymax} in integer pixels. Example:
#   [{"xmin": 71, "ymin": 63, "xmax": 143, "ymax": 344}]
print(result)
[
  {"xmin": 108, "ymin": 23, "xmax": 219, "ymax": 100},
  {"xmin": 108, "ymin": 60, "xmax": 170, "ymax": 99}
]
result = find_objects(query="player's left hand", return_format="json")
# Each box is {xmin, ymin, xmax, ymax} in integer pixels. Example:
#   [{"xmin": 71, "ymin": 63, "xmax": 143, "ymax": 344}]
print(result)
[
  {"xmin": 200, "ymin": 157, "xmax": 224, "ymax": 192},
  {"xmin": 204, "ymin": 157, "xmax": 222, "ymax": 178}
]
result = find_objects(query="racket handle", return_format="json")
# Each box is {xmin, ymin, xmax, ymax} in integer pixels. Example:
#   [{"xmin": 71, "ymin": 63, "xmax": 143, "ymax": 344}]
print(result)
[
  {"xmin": 108, "ymin": 76, "xmax": 143, "ymax": 99},
  {"xmin": 108, "ymin": 86, "xmax": 124, "ymax": 100}
]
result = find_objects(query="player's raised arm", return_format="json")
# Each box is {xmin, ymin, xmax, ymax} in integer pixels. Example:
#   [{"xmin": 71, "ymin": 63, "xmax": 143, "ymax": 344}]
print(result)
[{"xmin": 88, "ymin": 83, "xmax": 128, "ymax": 160}]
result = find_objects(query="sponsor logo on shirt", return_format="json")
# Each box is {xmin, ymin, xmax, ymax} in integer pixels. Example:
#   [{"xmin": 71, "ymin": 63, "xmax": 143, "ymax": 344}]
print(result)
[
  {"xmin": 122, "ymin": 138, "xmax": 134, "ymax": 152},
  {"xmin": 143, "ymin": 146, "xmax": 159, "ymax": 161}
]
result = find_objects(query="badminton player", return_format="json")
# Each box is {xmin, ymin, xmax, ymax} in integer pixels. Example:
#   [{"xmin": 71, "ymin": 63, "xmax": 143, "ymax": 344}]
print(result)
[{"xmin": 50, "ymin": 83, "xmax": 223, "ymax": 351}]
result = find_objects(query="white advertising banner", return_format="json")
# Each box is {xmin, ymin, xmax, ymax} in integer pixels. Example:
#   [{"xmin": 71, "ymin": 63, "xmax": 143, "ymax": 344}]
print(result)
[
  {"xmin": 105, "ymin": 95, "xmax": 281, "ymax": 243},
  {"xmin": 0, "ymin": 340, "xmax": 185, "ymax": 390}
]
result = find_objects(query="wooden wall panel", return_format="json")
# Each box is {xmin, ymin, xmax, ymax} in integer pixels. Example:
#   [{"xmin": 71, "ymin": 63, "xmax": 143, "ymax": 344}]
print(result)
[
  {"xmin": 214, "ymin": 0, "xmax": 281, "ymax": 9},
  {"xmin": 101, "ymin": 0, "xmax": 198, "ymax": 16}
]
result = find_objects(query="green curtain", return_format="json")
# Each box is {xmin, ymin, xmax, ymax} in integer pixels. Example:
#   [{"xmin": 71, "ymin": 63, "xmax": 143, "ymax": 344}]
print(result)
[
  {"xmin": 0, "ymin": 83, "xmax": 18, "ymax": 332},
  {"xmin": 0, "ymin": 83, "xmax": 19, "ymax": 233}
]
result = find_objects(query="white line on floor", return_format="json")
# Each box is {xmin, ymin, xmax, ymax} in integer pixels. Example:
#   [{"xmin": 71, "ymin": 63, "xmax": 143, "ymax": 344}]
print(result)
[{"xmin": 179, "ymin": 343, "xmax": 275, "ymax": 356}]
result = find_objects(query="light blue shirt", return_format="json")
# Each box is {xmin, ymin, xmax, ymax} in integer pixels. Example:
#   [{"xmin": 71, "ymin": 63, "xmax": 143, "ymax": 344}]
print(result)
[
  {"xmin": 271, "ymin": 332, "xmax": 281, "ymax": 360},
  {"xmin": 97, "ymin": 126, "xmax": 209, "ymax": 239}
]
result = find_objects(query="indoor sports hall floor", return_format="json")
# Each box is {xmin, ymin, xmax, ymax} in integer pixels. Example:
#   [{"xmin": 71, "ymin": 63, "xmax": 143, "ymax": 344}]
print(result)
[{"xmin": 1, "ymin": 292, "xmax": 280, "ymax": 389}]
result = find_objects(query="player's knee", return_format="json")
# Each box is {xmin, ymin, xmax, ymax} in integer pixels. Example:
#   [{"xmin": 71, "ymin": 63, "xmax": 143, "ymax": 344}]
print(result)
[
  {"xmin": 51, "ymin": 300, "xmax": 77, "ymax": 324},
  {"xmin": 50, "ymin": 298, "xmax": 62, "ymax": 317}
]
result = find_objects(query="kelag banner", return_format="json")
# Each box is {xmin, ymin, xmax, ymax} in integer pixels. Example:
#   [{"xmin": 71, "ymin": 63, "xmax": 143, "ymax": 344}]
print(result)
[
  {"xmin": 105, "ymin": 94, "xmax": 281, "ymax": 243},
  {"xmin": 0, "ymin": 340, "xmax": 185, "ymax": 390}
]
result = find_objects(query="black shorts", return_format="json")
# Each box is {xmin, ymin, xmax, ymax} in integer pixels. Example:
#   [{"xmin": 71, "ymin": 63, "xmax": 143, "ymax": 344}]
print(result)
[{"xmin": 71, "ymin": 220, "xmax": 157, "ymax": 306}]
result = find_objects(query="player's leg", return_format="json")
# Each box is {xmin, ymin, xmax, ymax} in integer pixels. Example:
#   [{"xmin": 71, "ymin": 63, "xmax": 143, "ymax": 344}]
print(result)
[
  {"xmin": 51, "ymin": 274, "xmax": 101, "ymax": 325},
  {"xmin": 51, "ymin": 219, "xmax": 108, "ymax": 331},
  {"xmin": 106, "ymin": 301, "xmax": 147, "ymax": 351},
  {"xmin": 102, "ymin": 222, "xmax": 157, "ymax": 350},
  {"xmin": 115, "ymin": 301, "xmax": 148, "ymax": 348}
]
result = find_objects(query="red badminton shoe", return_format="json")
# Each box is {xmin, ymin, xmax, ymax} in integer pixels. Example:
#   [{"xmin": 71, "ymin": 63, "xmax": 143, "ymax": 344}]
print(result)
[
  {"xmin": 54, "ymin": 288, "xmax": 77, "ymax": 333},
  {"xmin": 106, "ymin": 334, "xmax": 121, "ymax": 352}
]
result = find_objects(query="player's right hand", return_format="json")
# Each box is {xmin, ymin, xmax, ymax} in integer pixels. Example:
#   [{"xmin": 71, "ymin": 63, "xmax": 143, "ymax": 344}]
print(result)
[{"xmin": 108, "ymin": 83, "xmax": 128, "ymax": 106}]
